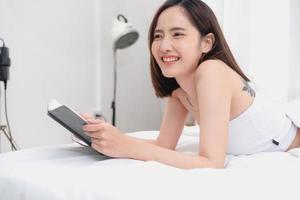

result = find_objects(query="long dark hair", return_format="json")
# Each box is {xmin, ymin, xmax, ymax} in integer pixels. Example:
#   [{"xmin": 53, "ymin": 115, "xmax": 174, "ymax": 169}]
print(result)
[{"xmin": 149, "ymin": 0, "xmax": 250, "ymax": 98}]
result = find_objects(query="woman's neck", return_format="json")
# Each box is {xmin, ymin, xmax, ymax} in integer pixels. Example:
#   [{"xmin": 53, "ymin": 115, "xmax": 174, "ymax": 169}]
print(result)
[{"xmin": 175, "ymin": 72, "xmax": 197, "ymax": 100}]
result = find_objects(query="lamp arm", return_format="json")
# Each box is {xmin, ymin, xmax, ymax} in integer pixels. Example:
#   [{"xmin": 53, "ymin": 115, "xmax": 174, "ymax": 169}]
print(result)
[
  {"xmin": 117, "ymin": 14, "xmax": 128, "ymax": 23},
  {"xmin": 0, "ymin": 38, "xmax": 5, "ymax": 46},
  {"xmin": 111, "ymin": 49, "xmax": 117, "ymax": 126}
]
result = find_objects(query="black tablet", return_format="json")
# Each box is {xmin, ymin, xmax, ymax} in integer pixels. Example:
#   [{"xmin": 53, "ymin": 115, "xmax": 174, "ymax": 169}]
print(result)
[{"xmin": 47, "ymin": 99, "xmax": 91, "ymax": 146}]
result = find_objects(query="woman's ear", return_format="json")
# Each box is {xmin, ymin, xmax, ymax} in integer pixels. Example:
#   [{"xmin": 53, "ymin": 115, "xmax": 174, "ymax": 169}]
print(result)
[{"xmin": 201, "ymin": 33, "xmax": 215, "ymax": 53}]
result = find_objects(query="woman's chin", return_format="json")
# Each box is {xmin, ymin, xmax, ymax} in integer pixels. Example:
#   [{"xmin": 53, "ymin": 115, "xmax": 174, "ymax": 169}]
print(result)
[
  {"xmin": 161, "ymin": 69, "xmax": 177, "ymax": 78},
  {"xmin": 162, "ymin": 72, "xmax": 175, "ymax": 78}
]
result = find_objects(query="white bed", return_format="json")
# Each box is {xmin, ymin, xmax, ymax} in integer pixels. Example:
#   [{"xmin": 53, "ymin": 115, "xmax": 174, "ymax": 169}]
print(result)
[{"xmin": 0, "ymin": 130, "xmax": 300, "ymax": 200}]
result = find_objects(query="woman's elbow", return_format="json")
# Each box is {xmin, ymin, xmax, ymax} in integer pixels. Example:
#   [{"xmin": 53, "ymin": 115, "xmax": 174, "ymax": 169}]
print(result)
[
  {"xmin": 210, "ymin": 159, "xmax": 225, "ymax": 169},
  {"xmin": 199, "ymin": 153, "xmax": 226, "ymax": 169},
  {"xmin": 201, "ymin": 157, "xmax": 225, "ymax": 169},
  {"xmin": 191, "ymin": 161, "xmax": 224, "ymax": 169},
  {"xmin": 214, "ymin": 163, "xmax": 225, "ymax": 169}
]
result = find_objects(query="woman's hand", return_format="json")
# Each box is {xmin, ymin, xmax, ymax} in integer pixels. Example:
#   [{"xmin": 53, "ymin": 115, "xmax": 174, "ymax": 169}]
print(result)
[{"xmin": 81, "ymin": 114, "xmax": 134, "ymax": 158}]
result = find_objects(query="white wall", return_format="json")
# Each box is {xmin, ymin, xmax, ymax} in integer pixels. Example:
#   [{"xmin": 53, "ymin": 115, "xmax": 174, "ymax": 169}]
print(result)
[
  {"xmin": 0, "ymin": 0, "xmax": 99, "ymax": 152},
  {"xmin": 0, "ymin": 0, "xmax": 165, "ymax": 152},
  {"xmin": 98, "ymin": 0, "xmax": 163, "ymax": 132},
  {"xmin": 223, "ymin": 0, "xmax": 291, "ymax": 102},
  {"xmin": 222, "ymin": 0, "xmax": 252, "ymax": 74},
  {"xmin": 204, "ymin": 0, "xmax": 224, "ymax": 26}
]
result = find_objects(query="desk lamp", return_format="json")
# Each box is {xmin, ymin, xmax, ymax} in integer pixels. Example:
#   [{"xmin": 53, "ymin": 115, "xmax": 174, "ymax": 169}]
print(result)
[{"xmin": 111, "ymin": 14, "xmax": 139, "ymax": 126}]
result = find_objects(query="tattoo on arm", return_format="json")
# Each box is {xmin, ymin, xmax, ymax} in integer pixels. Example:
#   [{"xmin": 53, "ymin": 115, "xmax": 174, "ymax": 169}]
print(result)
[{"xmin": 242, "ymin": 78, "xmax": 256, "ymax": 97}]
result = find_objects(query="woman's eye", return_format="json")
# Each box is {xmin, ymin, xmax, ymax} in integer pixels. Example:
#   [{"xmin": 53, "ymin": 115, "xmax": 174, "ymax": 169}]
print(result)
[
  {"xmin": 173, "ymin": 32, "xmax": 184, "ymax": 37},
  {"xmin": 153, "ymin": 34, "xmax": 162, "ymax": 40}
]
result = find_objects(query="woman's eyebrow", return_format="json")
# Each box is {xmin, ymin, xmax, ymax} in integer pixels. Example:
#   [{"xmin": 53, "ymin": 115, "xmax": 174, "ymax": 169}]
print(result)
[
  {"xmin": 154, "ymin": 29, "xmax": 163, "ymax": 34},
  {"xmin": 154, "ymin": 27, "xmax": 186, "ymax": 33},
  {"xmin": 169, "ymin": 27, "xmax": 186, "ymax": 32}
]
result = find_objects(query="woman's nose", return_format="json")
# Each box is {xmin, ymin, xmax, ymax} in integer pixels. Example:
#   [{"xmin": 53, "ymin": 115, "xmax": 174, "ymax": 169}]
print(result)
[{"xmin": 159, "ymin": 38, "xmax": 173, "ymax": 52}]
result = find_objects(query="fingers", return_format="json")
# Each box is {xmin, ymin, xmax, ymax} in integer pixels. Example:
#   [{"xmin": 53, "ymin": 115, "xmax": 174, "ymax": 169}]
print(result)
[
  {"xmin": 82, "ymin": 122, "xmax": 109, "ymax": 139},
  {"xmin": 81, "ymin": 113, "xmax": 105, "ymax": 124},
  {"xmin": 85, "ymin": 131, "xmax": 102, "ymax": 139},
  {"xmin": 81, "ymin": 113, "xmax": 106, "ymax": 120},
  {"xmin": 83, "ymin": 123, "xmax": 103, "ymax": 132},
  {"xmin": 80, "ymin": 113, "xmax": 94, "ymax": 121},
  {"xmin": 91, "ymin": 138, "xmax": 111, "ymax": 154},
  {"xmin": 91, "ymin": 138, "xmax": 106, "ymax": 147},
  {"xmin": 91, "ymin": 141, "xmax": 105, "ymax": 155},
  {"xmin": 86, "ymin": 118, "xmax": 104, "ymax": 124}
]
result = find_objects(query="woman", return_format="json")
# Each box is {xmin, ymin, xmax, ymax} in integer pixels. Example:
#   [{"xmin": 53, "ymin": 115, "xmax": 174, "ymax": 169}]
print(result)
[{"xmin": 82, "ymin": 0, "xmax": 300, "ymax": 169}]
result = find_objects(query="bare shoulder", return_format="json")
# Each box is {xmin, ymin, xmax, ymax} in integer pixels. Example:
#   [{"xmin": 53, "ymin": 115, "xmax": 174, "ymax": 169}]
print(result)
[
  {"xmin": 195, "ymin": 59, "xmax": 233, "ymax": 87},
  {"xmin": 196, "ymin": 59, "xmax": 233, "ymax": 80}
]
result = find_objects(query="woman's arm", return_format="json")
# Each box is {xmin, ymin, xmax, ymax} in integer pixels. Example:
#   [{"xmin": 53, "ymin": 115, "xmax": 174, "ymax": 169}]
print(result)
[
  {"xmin": 139, "ymin": 139, "xmax": 158, "ymax": 145},
  {"xmin": 195, "ymin": 60, "xmax": 232, "ymax": 168},
  {"xmin": 155, "ymin": 93, "xmax": 189, "ymax": 149},
  {"xmin": 129, "ymin": 60, "xmax": 232, "ymax": 169},
  {"xmin": 125, "ymin": 94, "xmax": 188, "ymax": 147},
  {"xmin": 126, "ymin": 136, "xmax": 221, "ymax": 169},
  {"xmin": 83, "ymin": 60, "xmax": 231, "ymax": 169}
]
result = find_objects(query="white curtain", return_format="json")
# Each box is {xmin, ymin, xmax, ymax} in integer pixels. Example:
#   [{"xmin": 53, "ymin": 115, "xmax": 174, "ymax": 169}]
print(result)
[
  {"xmin": 214, "ymin": 0, "xmax": 300, "ymax": 102},
  {"xmin": 288, "ymin": 0, "xmax": 300, "ymax": 100}
]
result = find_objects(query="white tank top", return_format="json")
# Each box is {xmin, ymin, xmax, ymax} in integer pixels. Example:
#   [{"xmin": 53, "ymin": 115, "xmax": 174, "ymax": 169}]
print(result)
[{"xmin": 227, "ymin": 93, "xmax": 297, "ymax": 155}]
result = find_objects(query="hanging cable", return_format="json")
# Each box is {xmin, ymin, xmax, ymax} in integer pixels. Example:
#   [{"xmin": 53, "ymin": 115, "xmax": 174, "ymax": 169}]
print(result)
[
  {"xmin": 4, "ymin": 82, "xmax": 17, "ymax": 150},
  {"xmin": 0, "ymin": 38, "xmax": 19, "ymax": 151}
]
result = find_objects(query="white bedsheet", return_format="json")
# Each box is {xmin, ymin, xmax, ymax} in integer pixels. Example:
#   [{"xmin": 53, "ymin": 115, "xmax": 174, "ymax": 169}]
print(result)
[{"xmin": 0, "ymin": 131, "xmax": 300, "ymax": 200}]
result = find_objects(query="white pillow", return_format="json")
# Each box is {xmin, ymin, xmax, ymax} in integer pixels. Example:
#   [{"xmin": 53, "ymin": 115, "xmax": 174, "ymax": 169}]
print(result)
[
  {"xmin": 182, "ymin": 125, "xmax": 200, "ymax": 137},
  {"xmin": 285, "ymin": 98, "xmax": 300, "ymax": 128}
]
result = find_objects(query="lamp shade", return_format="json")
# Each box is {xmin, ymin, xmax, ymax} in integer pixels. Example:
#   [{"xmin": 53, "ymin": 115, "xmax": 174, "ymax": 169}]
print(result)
[{"xmin": 112, "ymin": 14, "xmax": 139, "ymax": 50}]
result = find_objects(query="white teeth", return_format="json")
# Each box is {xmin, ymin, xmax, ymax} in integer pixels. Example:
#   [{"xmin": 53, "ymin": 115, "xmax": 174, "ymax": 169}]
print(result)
[{"xmin": 162, "ymin": 57, "xmax": 180, "ymax": 62}]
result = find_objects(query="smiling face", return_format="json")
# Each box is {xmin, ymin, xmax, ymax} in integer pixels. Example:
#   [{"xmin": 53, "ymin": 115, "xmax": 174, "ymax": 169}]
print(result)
[{"xmin": 151, "ymin": 6, "xmax": 204, "ymax": 78}]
